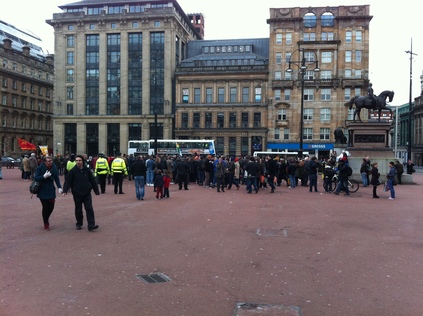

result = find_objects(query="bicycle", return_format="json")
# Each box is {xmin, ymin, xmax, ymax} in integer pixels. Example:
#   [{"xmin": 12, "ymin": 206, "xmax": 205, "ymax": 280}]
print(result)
[{"xmin": 323, "ymin": 173, "xmax": 359, "ymax": 193}]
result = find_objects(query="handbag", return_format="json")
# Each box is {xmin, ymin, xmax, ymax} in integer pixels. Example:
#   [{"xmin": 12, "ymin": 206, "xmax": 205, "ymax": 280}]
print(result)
[
  {"xmin": 383, "ymin": 182, "xmax": 389, "ymax": 192},
  {"xmin": 29, "ymin": 180, "xmax": 41, "ymax": 195}
]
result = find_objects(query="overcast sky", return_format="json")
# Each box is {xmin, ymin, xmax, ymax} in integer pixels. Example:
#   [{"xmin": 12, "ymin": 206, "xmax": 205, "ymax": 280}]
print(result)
[{"xmin": 1, "ymin": 0, "xmax": 422, "ymax": 105}]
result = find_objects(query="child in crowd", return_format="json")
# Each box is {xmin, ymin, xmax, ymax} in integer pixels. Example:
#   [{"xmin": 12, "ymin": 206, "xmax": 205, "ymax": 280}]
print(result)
[
  {"xmin": 154, "ymin": 169, "xmax": 164, "ymax": 200},
  {"xmin": 163, "ymin": 171, "xmax": 171, "ymax": 198}
]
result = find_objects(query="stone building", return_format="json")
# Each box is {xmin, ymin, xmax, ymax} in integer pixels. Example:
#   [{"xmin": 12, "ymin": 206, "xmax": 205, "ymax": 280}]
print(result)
[
  {"xmin": 266, "ymin": 5, "xmax": 372, "ymax": 158},
  {"xmin": 0, "ymin": 20, "xmax": 54, "ymax": 157},
  {"xmin": 46, "ymin": 0, "xmax": 202, "ymax": 157},
  {"xmin": 174, "ymin": 38, "xmax": 269, "ymax": 156}
]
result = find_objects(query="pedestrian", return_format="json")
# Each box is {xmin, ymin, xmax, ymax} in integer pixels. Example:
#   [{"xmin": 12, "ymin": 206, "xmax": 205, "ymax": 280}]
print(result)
[
  {"xmin": 394, "ymin": 160, "xmax": 404, "ymax": 184},
  {"xmin": 308, "ymin": 156, "xmax": 319, "ymax": 192},
  {"xmin": 154, "ymin": 169, "xmax": 164, "ymax": 199},
  {"xmin": 146, "ymin": 155, "xmax": 156, "ymax": 186},
  {"xmin": 334, "ymin": 160, "xmax": 350, "ymax": 196},
  {"xmin": 244, "ymin": 156, "xmax": 260, "ymax": 194},
  {"xmin": 28, "ymin": 153, "xmax": 38, "ymax": 180},
  {"xmin": 62, "ymin": 155, "xmax": 100, "ymax": 231},
  {"xmin": 266, "ymin": 156, "xmax": 277, "ymax": 193},
  {"xmin": 176, "ymin": 157, "xmax": 190, "ymax": 190},
  {"xmin": 94, "ymin": 153, "xmax": 110, "ymax": 194},
  {"xmin": 203, "ymin": 155, "xmax": 213, "ymax": 188},
  {"xmin": 360, "ymin": 158, "xmax": 369, "ymax": 187},
  {"xmin": 386, "ymin": 161, "xmax": 396, "ymax": 200},
  {"xmin": 215, "ymin": 156, "xmax": 226, "ymax": 192},
  {"xmin": 286, "ymin": 159, "xmax": 298, "ymax": 189},
  {"xmin": 406, "ymin": 159, "xmax": 415, "ymax": 175},
  {"xmin": 64, "ymin": 154, "xmax": 76, "ymax": 180},
  {"xmin": 22, "ymin": 155, "xmax": 31, "ymax": 181},
  {"xmin": 111, "ymin": 152, "xmax": 128, "ymax": 194},
  {"xmin": 163, "ymin": 171, "xmax": 171, "ymax": 198},
  {"xmin": 131, "ymin": 155, "xmax": 147, "ymax": 200},
  {"xmin": 227, "ymin": 157, "xmax": 240, "ymax": 190},
  {"xmin": 34, "ymin": 156, "xmax": 63, "ymax": 231},
  {"xmin": 370, "ymin": 162, "xmax": 380, "ymax": 198},
  {"xmin": 323, "ymin": 162, "xmax": 335, "ymax": 193}
]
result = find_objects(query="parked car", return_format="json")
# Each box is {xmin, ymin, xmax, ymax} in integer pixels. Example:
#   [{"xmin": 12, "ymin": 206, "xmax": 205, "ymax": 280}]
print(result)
[{"xmin": 1, "ymin": 157, "xmax": 17, "ymax": 168}]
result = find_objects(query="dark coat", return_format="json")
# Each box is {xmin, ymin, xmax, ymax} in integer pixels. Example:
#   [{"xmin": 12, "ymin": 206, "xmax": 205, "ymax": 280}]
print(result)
[
  {"xmin": 63, "ymin": 165, "xmax": 99, "ymax": 196},
  {"xmin": 35, "ymin": 163, "xmax": 62, "ymax": 199},
  {"xmin": 154, "ymin": 174, "xmax": 164, "ymax": 187},
  {"xmin": 131, "ymin": 159, "xmax": 147, "ymax": 177},
  {"xmin": 370, "ymin": 166, "xmax": 380, "ymax": 186},
  {"xmin": 245, "ymin": 160, "xmax": 260, "ymax": 177},
  {"xmin": 337, "ymin": 162, "xmax": 350, "ymax": 181}
]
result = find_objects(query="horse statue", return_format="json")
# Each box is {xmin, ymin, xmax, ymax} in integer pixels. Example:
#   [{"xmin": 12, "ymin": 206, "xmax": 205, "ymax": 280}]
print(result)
[{"xmin": 348, "ymin": 90, "xmax": 394, "ymax": 122}]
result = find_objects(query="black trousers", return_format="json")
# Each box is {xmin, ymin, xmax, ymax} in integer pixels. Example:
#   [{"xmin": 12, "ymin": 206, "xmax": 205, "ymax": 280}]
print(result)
[
  {"xmin": 97, "ymin": 174, "xmax": 107, "ymax": 193},
  {"xmin": 73, "ymin": 194, "xmax": 95, "ymax": 227},
  {"xmin": 178, "ymin": 174, "xmax": 188, "ymax": 189},
  {"xmin": 40, "ymin": 199, "xmax": 55, "ymax": 224},
  {"xmin": 113, "ymin": 173, "xmax": 124, "ymax": 193}
]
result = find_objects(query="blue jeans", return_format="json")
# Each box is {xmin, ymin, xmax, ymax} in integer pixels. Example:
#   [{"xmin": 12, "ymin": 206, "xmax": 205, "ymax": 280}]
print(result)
[
  {"xmin": 147, "ymin": 169, "xmax": 154, "ymax": 185},
  {"xmin": 387, "ymin": 179, "xmax": 395, "ymax": 198},
  {"xmin": 335, "ymin": 180, "xmax": 349, "ymax": 194},
  {"xmin": 246, "ymin": 176, "xmax": 258, "ymax": 193},
  {"xmin": 309, "ymin": 174, "xmax": 318, "ymax": 191},
  {"xmin": 361, "ymin": 172, "xmax": 368, "ymax": 187},
  {"xmin": 289, "ymin": 174, "xmax": 296, "ymax": 188},
  {"xmin": 134, "ymin": 176, "xmax": 145, "ymax": 200}
]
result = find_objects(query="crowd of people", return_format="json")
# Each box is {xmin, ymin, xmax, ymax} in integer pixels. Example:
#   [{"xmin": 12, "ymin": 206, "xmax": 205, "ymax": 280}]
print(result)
[{"xmin": 3, "ymin": 149, "xmax": 418, "ymax": 231}]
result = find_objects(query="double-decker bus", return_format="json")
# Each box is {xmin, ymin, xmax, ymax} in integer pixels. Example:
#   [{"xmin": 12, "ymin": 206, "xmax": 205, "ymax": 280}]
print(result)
[{"xmin": 128, "ymin": 139, "xmax": 216, "ymax": 156}]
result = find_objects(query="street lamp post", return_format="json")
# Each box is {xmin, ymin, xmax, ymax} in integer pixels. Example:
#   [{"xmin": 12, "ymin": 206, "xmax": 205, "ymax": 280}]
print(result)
[
  {"xmin": 286, "ymin": 48, "xmax": 320, "ymax": 158},
  {"xmin": 405, "ymin": 39, "xmax": 417, "ymax": 162}
]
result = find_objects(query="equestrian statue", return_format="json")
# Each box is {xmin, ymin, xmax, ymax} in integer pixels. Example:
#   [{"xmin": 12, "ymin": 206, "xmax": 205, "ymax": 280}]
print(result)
[{"xmin": 347, "ymin": 89, "xmax": 394, "ymax": 122}]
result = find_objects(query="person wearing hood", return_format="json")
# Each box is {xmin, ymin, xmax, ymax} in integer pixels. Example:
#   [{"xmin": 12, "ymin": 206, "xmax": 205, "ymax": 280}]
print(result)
[{"xmin": 65, "ymin": 154, "xmax": 76, "ymax": 179}]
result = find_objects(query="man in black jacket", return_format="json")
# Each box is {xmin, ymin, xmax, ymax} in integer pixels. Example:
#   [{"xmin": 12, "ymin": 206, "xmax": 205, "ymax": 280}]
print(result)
[
  {"xmin": 63, "ymin": 155, "xmax": 100, "ymax": 231},
  {"xmin": 334, "ymin": 160, "xmax": 350, "ymax": 196},
  {"xmin": 131, "ymin": 155, "xmax": 147, "ymax": 200},
  {"xmin": 266, "ymin": 156, "xmax": 278, "ymax": 193}
]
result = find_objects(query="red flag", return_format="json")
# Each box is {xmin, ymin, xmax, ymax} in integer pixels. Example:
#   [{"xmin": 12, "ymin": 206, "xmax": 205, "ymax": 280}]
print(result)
[{"xmin": 18, "ymin": 138, "xmax": 37, "ymax": 151}]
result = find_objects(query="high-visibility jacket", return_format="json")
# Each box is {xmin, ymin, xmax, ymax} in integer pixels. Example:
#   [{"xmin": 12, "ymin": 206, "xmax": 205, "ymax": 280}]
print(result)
[
  {"xmin": 111, "ymin": 158, "xmax": 128, "ymax": 175},
  {"xmin": 66, "ymin": 160, "xmax": 76, "ymax": 172},
  {"xmin": 94, "ymin": 157, "xmax": 110, "ymax": 176}
]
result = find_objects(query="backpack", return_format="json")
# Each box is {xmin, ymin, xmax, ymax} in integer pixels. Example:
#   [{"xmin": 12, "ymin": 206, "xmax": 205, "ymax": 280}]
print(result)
[{"xmin": 345, "ymin": 166, "xmax": 353, "ymax": 176}]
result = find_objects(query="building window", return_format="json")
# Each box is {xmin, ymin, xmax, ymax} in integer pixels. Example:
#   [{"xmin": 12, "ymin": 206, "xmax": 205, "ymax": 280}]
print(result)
[
  {"xmin": 354, "ymin": 87, "xmax": 361, "ymax": 96},
  {"xmin": 276, "ymin": 34, "xmax": 282, "ymax": 45},
  {"xmin": 30, "ymin": 85, "xmax": 34, "ymax": 93},
  {"xmin": 284, "ymin": 89, "xmax": 291, "ymax": 101},
  {"xmin": 205, "ymin": 112, "xmax": 212, "ymax": 128},
  {"xmin": 67, "ymin": 87, "xmax": 74, "ymax": 99},
  {"xmin": 346, "ymin": 31, "xmax": 352, "ymax": 43},
  {"xmin": 182, "ymin": 88, "xmax": 189, "ymax": 103},
  {"xmin": 22, "ymin": 83, "xmax": 26, "ymax": 92},
  {"xmin": 194, "ymin": 88, "xmax": 200, "ymax": 103},
  {"xmin": 275, "ymin": 71, "xmax": 282, "ymax": 80},
  {"xmin": 303, "ymin": 108, "xmax": 313, "ymax": 121},
  {"xmin": 345, "ymin": 51, "xmax": 352, "ymax": 62},
  {"xmin": 355, "ymin": 31, "xmax": 362, "ymax": 43},
  {"xmin": 132, "ymin": 22, "xmax": 138, "ymax": 28},
  {"xmin": 284, "ymin": 128, "xmax": 290, "ymax": 140},
  {"xmin": 12, "ymin": 96, "xmax": 17, "ymax": 107},
  {"xmin": 38, "ymin": 101, "xmax": 43, "ymax": 111},
  {"xmin": 67, "ymin": 35, "xmax": 74, "ymax": 47},
  {"xmin": 2, "ymin": 78, "xmax": 7, "ymax": 87},
  {"xmin": 154, "ymin": 21, "xmax": 160, "ymax": 27},
  {"xmin": 354, "ymin": 70, "xmax": 362, "ymax": 78},
  {"xmin": 321, "ymin": 13, "xmax": 334, "ymax": 27},
  {"xmin": 286, "ymin": 33, "xmax": 292, "ymax": 45},
  {"xmin": 321, "ymin": 51, "xmax": 332, "ymax": 63},
  {"xmin": 67, "ymin": 52, "xmax": 74, "ymax": 65},
  {"xmin": 275, "ymin": 53, "xmax": 282, "ymax": 64},
  {"xmin": 285, "ymin": 52, "xmax": 291, "ymax": 63},
  {"xmin": 242, "ymin": 87, "xmax": 249, "ymax": 103},
  {"xmin": 285, "ymin": 71, "xmax": 292, "ymax": 80},
  {"xmin": 320, "ymin": 108, "xmax": 331, "ymax": 121},
  {"xmin": 181, "ymin": 113, "xmax": 188, "ymax": 128},
  {"xmin": 320, "ymin": 128, "xmax": 330, "ymax": 140},
  {"xmin": 303, "ymin": 128, "xmax": 313, "ymax": 140},
  {"xmin": 68, "ymin": 25, "xmax": 74, "ymax": 31},
  {"xmin": 12, "ymin": 80, "xmax": 17, "ymax": 90},
  {"xmin": 355, "ymin": 50, "xmax": 362, "ymax": 62},
  {"xmin": 67, "ymin": 69, "xmax": 74, "ymax": 82},
  {"xmin": 90, "ymin": 24, "xmax": 95, "ymax": 30},
  {"xmin": 274, "ymin": 128, "xmax": 280, "ymax": 140},
  {"xmin": 66, "ymin": 103, "xmax": 73, "ymax": 115},
  {"xmin": 253, "ymin": 113, "xmax": 261, "ymax": 127},
  {"xmin": 229, "ymin": 112, "xmax": 237, "ymax": 128},
  {"xmin": 217, "ymin": 112, "xmax": 224, "ymax": 128},
  {"xmin": 303, "ymin": 89, "xmax": 314, "ymax": 101},
  {"xmin": 320, "ymin": 70, "xmax": 332, "ymax": 79},
  {"xmin": 111, "ymin": 23, "xmax": 117, "ymax": 29},
  {"xmin": 345, "ymin": 88, "xmax": 351, "ymax": 100},
  {"xmin": 278, "ymin": 108, "xmax": 287, "ymax": 120},
  {"xmin": 241, "ymin": 113, "xmax": 248, "ymax": 128},
  {"xmin": 128, "ymin": 123, "xmax": 142, "ymax": 140},
  {"xmin": 304, "ymin": 13, "xmax": 317, "ymax": 28},
  {"xmin": 274, "ymin": 89, "xmax": 281, "ymax": 101},
  {"xmin": 321, "ymin": 32, "xmax": 334, "ymax": 41},
  {"xmin": 229, "ymin": 137, "xmax": 236, "ymax": 156},
  {"xmin": 206, "ymin": 88, "xmax": 213, "ymax": 103},
  {"xmin": 255, "ymin": 87, "xmax": 261, "ymax": 102},
  {"xmin": 218, "ymin": 87, "xmax": 225, "ymax": 103},
  {"xmin": 193, "ymin": 113, "xmax": 200, "ymax": 128},
  {"xmin": 230, "ymin": 87, "xmax": 237, "ymax": 103},
  {"xmin": 303, "ymin": 32, "xmax": 316, "ymax": 41},
  {"xmin": 345, "ymin": 69, "xmax": 352, "ymax": 78},
  {"xmin": 321, "ymin": 88, "xmax": 331, "ymax": 101}
]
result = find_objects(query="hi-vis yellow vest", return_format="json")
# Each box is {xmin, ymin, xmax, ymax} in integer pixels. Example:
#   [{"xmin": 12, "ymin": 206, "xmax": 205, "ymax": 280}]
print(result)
[{"xmin": 111, "ymin": 158, "xmax": 127, "ymax": 175}]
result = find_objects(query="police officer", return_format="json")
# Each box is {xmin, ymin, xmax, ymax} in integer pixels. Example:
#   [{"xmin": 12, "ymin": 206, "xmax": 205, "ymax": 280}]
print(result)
[
  {"xmin": 94, "ymin": 153, "xmax": 110, "ymax": 194},
  {"xmin": 111, "ymin": 152, "xmax": 128, "ymax": 194}
]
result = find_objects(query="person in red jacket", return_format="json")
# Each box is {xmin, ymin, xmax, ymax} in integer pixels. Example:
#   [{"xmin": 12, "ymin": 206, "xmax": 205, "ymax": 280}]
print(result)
[{"xmin": 163, "ymin": 171, "xmax": 171, "ymax": 198}]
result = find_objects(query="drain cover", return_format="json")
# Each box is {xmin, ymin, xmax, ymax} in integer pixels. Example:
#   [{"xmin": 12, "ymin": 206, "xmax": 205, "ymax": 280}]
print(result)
[
  {"xmin": 234, "ymin": 302, "xmax": 301, "ymax": 315},
  {"xmin": 136, "ymin": 272, "xmax": 171, "ymax": 284}
]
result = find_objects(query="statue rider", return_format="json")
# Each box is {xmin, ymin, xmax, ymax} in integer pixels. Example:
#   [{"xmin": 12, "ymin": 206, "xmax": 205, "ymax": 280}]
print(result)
[{"xmin": 368, "ymin": 83, "xmax": 376, "ymax": 108}]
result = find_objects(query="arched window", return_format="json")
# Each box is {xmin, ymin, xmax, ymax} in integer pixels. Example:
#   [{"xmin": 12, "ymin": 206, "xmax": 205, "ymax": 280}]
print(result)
[
  {"xmin": 321, "ymin": 12, "xmax": 334, "ymax": 27},
  {"xmin": 304, "ymin": 13, "xmax": 317, "ymax": 28}
]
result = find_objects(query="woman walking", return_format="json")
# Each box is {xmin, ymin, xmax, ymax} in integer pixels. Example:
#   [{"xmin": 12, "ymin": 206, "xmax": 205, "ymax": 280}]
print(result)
[
  {"xmin": 370, "ymin": 162, "xmax": 380, "ymax": 198},
  {"xmin": 34, "ymin": 156, "xmax": 62, "ymax": 231}
]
